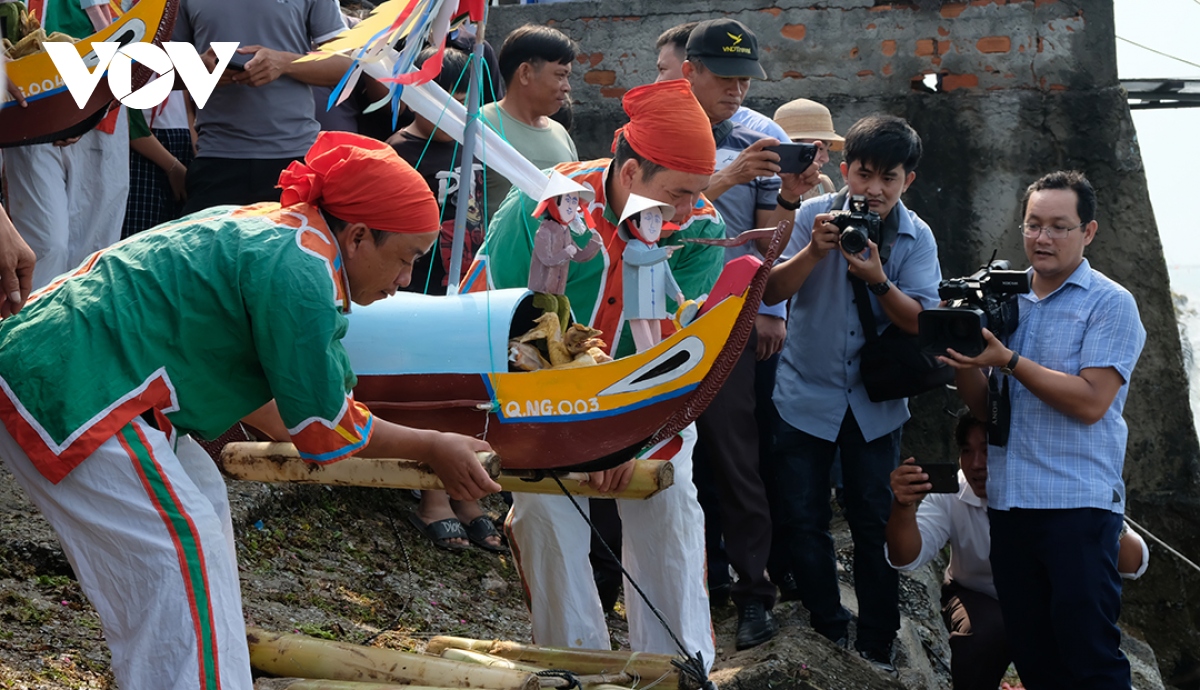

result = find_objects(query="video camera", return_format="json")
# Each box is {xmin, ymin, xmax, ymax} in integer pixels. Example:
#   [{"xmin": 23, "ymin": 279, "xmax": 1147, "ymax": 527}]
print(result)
[
  {"xmin": 830, "ymin": 195, "xmax": 881, "ymax": 255},
  {"xmin": 918, "ymin": 259, "xmax": 1030, "ymax": 357}
]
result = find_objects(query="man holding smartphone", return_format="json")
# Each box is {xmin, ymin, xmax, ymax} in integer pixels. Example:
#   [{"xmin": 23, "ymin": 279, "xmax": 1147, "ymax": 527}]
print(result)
[
  {"xmin": 666, "ymin": 17, "xmax": 818, "ymax": 649},
  {"xmin": 173, "ymin": 0, "xmax": 351, "ymax": 214},
  {"xmin": 886, "ymin": 416, "xmax": 1149, "ymax": 690}
]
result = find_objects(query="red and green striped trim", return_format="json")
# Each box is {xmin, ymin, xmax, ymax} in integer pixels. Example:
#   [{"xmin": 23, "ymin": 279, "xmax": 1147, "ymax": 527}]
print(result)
[{"xmin": 118, "ymin": 423, "xmax": 223, "ymax": 690}]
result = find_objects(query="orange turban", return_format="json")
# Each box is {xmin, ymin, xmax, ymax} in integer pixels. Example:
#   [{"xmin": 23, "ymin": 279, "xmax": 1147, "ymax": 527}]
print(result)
[
  {"xmin": 613, "ymin": 79, "xmax": 715, "ymax": 176},
  {"xmin": 278, "ymin": 131, "xmax": 439, "ymax": 234}
]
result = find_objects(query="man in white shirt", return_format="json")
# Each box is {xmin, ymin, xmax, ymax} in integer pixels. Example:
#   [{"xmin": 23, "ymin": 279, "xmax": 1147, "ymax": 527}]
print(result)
[{"xmin": 886, "ymin": 416, "xmax": 1148, "ymax": 690}]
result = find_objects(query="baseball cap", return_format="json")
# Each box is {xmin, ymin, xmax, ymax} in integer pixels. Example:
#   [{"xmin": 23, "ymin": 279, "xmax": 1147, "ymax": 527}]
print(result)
[{"xmin": 685, "ymin": 18, "xmax": 767, "ymax": 80}]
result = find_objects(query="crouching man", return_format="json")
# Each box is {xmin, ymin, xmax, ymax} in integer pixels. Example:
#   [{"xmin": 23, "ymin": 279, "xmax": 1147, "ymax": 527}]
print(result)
[
  {"xmin": 0, "ymin": 132, "xmax": 501, "ymax": 690},
  {"xmin": 886, "ymin": 415, "xmax": 1148, "ymax": 690}
]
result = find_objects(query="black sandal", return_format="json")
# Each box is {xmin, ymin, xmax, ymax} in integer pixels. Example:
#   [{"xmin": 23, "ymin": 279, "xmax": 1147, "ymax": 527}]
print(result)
[
  {"xmin": 407, "ymin": 511, "xmax": 470, "ymax": 551},
  {"xmin": 463, "ymin": 516, "xmax": 509, "ymax": 553}
]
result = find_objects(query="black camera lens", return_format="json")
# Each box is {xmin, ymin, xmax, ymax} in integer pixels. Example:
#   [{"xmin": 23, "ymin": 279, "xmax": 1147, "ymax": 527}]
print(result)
[{"xmin": 840, "ymin": 226, "xmax": 869, "ymax": 254}]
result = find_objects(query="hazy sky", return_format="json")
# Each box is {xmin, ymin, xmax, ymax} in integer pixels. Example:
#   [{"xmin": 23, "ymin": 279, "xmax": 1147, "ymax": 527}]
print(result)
[{"xmin": 1114, "ymin": 0, "xmax": 1200, "ymax": 265}]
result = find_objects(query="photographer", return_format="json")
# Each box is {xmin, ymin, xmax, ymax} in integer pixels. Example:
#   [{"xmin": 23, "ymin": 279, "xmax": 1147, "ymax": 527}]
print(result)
[
  {"xmin": 886, "ymin": 416, "xmax": 1149, "ymax": 690},
  {"xmin": 762, "ymin": 114, "xmax": 942, "ymax": 670},
  {"xmin": 938, "ymin": 171, "xmax": 1146, "ymax": 688}
]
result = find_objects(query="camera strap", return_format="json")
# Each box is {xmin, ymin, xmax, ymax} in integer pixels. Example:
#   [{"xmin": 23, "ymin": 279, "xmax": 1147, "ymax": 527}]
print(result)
[
  {"xmin": 986, "ymin": 370, "xmax": 1012, "ymax": 447},
  {"xmin": 839, "ymin": 188, "xmax": 902, "ymax": 338},
  {"xmin": 831, "ymin": 188, "xmax": 849, "ymax": 212},
  {"xmin": 850, "ymin": 276, "xmax": 880, "ymax": 342}
]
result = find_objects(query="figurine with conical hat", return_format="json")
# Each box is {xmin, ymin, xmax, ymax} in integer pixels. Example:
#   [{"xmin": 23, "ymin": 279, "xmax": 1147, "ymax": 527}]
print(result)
[
  {"xmin": 528, "ymin": 171, "xmax": 602, "ymax": 330},
  {"xmin": 619, "ymin": 194, "xmax": 685, "ymax": 353}
]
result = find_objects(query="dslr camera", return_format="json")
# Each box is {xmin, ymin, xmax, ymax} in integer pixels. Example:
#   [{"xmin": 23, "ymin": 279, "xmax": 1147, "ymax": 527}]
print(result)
[
  {"xmin": 918, "ymin": 259, "xmax": 1030, "ymax": 357},
  {"xmin": 829, "ymin": 195, "xmax": 881, "ymax": 255}
]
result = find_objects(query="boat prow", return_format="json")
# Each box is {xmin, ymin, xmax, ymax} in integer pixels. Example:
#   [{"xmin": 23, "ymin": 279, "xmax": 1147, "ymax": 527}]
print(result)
[{"xmin": 0, "ymin": 0, "xmax": 178, "ymax": 147}]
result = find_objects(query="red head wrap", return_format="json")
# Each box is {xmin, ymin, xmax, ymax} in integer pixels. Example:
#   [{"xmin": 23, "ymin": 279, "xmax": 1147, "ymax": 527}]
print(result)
[
  {"xmin": 278, "ymin": 131, "xmax": 439, "ymax": 234},
  {"xmin": 612, "ymin": 79, "xmax": 715, "ymax": 176}
]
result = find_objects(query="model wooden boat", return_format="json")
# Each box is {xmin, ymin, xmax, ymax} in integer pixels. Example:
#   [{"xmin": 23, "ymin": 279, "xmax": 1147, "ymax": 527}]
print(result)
[
  {"xmin": 343, "ymin": 222, "xmax": 787, "ymax": 472},
  {"xmin": 0, "ymin": 0, "xmax": 177, "ymax": 147}
]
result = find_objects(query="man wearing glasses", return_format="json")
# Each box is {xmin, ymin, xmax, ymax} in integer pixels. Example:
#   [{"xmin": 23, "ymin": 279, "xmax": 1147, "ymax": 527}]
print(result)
[{"xmin": 938, "ymin": 170, "xmax": 1146, "ymax": 688}]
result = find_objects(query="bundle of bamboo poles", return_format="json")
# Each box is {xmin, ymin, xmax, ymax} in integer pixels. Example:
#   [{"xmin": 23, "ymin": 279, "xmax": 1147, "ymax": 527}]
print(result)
[
  {"xmin": 247, "ymin": 629, "xmax": 695, "ymax": 690},
  {"xmin": 220, "ymin": 442, "xmax": 675, "ymax": 500}
]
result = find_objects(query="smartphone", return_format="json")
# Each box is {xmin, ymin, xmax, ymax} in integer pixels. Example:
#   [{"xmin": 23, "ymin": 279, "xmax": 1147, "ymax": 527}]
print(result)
[
  {"xmin": 923, "ymin": 463, "xmax": 961, "ymax": 494},
  {"xmin": 225, "ymin": 55, "xmax": 249, "ymax": 72},
  {"xmin": 765, "ymin": 142, "xmax": 818, "ymax": 174}
]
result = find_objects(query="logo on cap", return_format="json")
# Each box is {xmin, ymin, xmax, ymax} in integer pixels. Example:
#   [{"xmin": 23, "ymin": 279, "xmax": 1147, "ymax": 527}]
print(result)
[{"xmin": 723, "ymin": 32, "xmax": 751, "ymax": 55}]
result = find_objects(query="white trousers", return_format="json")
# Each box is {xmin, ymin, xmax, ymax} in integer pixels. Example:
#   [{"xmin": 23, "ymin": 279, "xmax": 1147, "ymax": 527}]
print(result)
[
  {"xmin": 5, "ymin": 108, "xmax": 129, "ymax": 289},
  {"xmin": 507, "ymin": 424, "xmax": 714, "ymax": 668},
  {"xmin": 0, "ymin": 419, "xmax": 253, "ymax": 690}
]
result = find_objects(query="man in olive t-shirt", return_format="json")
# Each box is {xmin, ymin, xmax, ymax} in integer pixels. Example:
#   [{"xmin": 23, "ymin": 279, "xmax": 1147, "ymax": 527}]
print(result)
[{"xmin": 480, "ymin": 24, "xmax": 579, "ymax": 220}]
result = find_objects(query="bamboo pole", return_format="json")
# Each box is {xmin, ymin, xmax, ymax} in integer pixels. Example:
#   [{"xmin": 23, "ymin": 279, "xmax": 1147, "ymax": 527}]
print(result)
[
  {"xmin": 219, "ymin": 443, "xmax": 500, "ymax": 489},
  {"xmin": 247, "ymin": 629, "xmax": 539, "ymax": 690},
  {"xmin": 443, "ymin": 0, "xmax": 486, "ymax": 296},
  {"xmin": 437, "ymin": 650, "xmax": 637, "ymax": 689},
  {"xmin": 424, "ymin": 637, "xmax": 679, "ymax": 685},
  {"xmin": 255, "ymin": 681, "xmax": 466, "ymax": 690},
  {"xmin": 440, "ymin": 648, "xmax": 541, "ymax": 672},
  {"xmin": 499, "ymin": 462, "xmax": 673, "ymax": 499},
  {"xmin": 219, "ymin": 443, "xmax": 673, "ymax": 499}
]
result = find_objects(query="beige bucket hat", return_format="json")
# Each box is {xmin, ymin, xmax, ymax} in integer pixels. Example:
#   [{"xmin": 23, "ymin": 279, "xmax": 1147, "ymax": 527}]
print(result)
[{"xmin": 773, "ymin": 99, "xmax": 845, "ymax": 151}]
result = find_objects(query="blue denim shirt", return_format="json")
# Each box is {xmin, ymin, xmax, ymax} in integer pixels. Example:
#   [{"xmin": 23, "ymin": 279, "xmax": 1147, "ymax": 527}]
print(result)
[
  {"xmin": 773, "ymin": 193, "xmax": 942, "ymax": 442},
  {"xmin": 988, "ymin": 260, "xmax": 1145, "ymax": 513}
]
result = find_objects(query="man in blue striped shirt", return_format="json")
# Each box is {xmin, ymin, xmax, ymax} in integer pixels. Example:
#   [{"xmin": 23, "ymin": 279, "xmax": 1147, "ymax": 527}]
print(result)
[{"xmin": 940, "ymin": 170, "xmax": 1146, "ymax": 689}]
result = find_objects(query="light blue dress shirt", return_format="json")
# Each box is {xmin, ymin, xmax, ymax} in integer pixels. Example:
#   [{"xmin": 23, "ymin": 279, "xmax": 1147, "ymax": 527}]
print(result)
[
  {"xmin": 773, "ymin": 193, "xmax": 942, "ymax": 442},
  {"xmin": 732, "ymin": 106, "xmax": 789, "ymax": 143},
  {"xmin": 987, "ymin": 260, "xmax": 1146, "ymax": 513},
  {"xmin": 711, "ymin": 121, "xmax": 787, "ymax": 319}
]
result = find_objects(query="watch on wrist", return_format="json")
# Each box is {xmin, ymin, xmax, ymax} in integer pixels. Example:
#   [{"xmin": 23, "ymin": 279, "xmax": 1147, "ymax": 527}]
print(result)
[
  {"xmin": 1001, "ymin": 351, "xmax": 1020, "ymax": 376},
  {"xmin": 868, "ymin": 279, "xmax": 891, "ymax": 296},
  {"xmin": 772, "ymin": 193, "xmax": 801, "ymax": 212},
  {"xmin": 776, "ymin": 193, "xmax": 801, "ymax": 211}
]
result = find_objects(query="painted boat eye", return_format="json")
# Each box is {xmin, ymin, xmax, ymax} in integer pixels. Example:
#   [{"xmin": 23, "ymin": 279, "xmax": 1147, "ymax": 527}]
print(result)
[{"xmin": 598, "ymin": 336, "xmax": 705, "ymax": 397}]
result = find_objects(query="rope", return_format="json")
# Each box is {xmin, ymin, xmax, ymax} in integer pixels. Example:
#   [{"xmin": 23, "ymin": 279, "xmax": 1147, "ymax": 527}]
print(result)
[
  {"xmin": 1124, "ymin": 515, "xmax": 1200, "ymax": 574},
  {"xmin": 638, "ymin": 669, "xmax": 673, "ymax": 689},
  {"xmin": 549, "ymin": 474, "xmax": 717, "ymax": 690},
  {"xmin": 363, "ymin": 506, "xmax": 417, "ymax": 645},
  {"xmin": 536, "ymin": 669, "xmax": 582, "ymax": 689}
]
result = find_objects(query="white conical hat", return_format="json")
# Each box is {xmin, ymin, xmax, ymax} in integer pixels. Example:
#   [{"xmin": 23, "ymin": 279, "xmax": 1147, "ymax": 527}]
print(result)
[
  {"xmin": 617, "ymin": 193, "xmax": 675, "ymax": 227},
  {"xmin": 537, "ymin": 170, "xmax": 594, "ymax": 204}
]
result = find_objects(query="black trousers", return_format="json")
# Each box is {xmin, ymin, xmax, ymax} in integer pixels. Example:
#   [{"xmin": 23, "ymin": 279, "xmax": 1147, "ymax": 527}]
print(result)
[
  {"xmin": 989, "ymin": 507, "xmax": 1130, "ymax": 689},
  {"xmin": 182, "ymin": 156, "xmax": 299, "ymax": 216},
  {"xmin": 693, "ymin": 330, "xmax": 776, "ymax": 608},
  {"xmin": 941, "ymin": 581, "xmax": 1011, "ymax": 690}
]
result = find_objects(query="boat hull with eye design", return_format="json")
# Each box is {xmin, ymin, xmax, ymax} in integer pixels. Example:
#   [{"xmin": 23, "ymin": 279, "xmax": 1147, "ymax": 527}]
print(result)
[
  {"xmin": 0, "ymin": 0, "xmax": 178, "ymax": 147},
  {"xmin": 343, "ymin": 222, "xmax": 788, "ymax": 472}
]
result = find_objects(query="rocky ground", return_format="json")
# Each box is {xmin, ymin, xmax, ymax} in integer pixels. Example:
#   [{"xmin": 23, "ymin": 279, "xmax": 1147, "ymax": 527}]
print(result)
[{"xmin": 0, "ymin": 462, "xmax": 1171, "ymax": 689}]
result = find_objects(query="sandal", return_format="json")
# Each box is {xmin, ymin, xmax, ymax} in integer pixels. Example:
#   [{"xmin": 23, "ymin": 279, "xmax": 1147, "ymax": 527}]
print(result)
[
  {"xmin": 406, "ymin": 511, "xmax": 470, "ymax": 551},
  {"xmin": 463, "ymin": 516, "xmax": 509, "ymax": 553}
]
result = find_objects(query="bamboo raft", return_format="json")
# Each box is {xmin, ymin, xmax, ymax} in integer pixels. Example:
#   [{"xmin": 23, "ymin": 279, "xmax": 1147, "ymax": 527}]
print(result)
[{"xmin": 218, "ymin": 443, "xmax": 674, "ymax": 500}]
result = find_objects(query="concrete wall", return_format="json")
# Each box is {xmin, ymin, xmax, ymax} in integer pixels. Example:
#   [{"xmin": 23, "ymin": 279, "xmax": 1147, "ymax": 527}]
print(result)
[{"xmin": 489, "ymin": 0, "xmax": 1200, "ymax": 682}]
